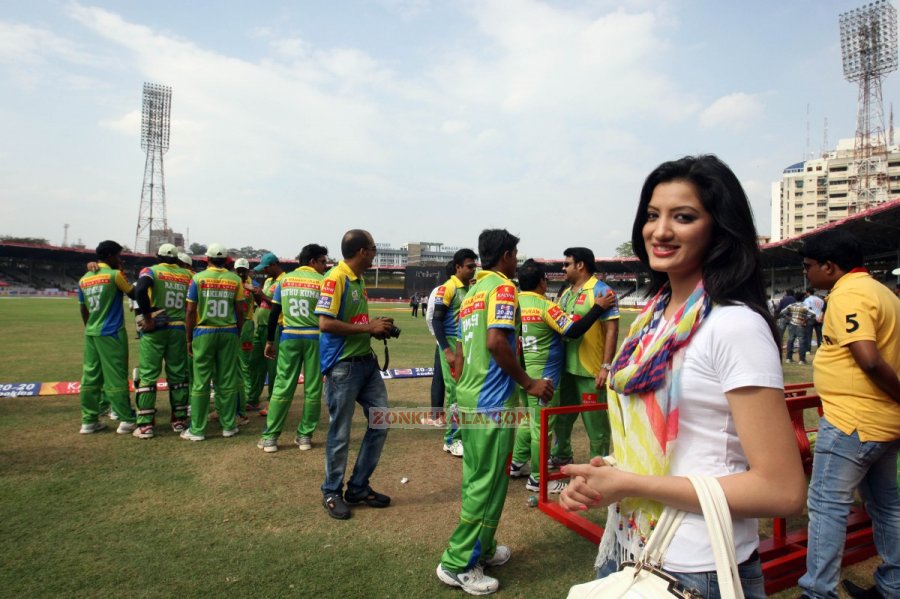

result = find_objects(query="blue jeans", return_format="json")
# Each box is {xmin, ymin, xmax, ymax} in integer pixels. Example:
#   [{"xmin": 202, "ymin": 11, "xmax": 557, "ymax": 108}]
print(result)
[
  {"xmin": 799, "ymin": 418, "xmax": 900, "ymax": 599},
  {"xmin": 785, "ymin": 323, "xmax": 809, "ymax": 362},
  {"xmin": 595, "ymin": 555, "xmax": 766, "ymax": 598},
  {"xmin": 320, "ymin": 356, "xmax": 389, "ymax": 497}
]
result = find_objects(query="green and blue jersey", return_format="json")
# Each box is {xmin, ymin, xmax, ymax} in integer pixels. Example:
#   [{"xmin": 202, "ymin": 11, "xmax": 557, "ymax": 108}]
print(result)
[
  {"xmin": 457, "ymin": 270, "xmax": 519, "ymax": 412},
  {"xmin": 315, "ymin": 260, "xmax": 370, "ymax": 372},
  {"xmin": 519, "ymin": 291, "xmax": 575, "ymax": 386},
  {"xmin": 78, "ymin": 263, "xmax": 133, "ymax": 336}
]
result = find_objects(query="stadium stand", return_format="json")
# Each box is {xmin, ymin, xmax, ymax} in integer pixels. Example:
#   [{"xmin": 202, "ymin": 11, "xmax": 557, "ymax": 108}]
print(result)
[{"xmin": 2, "ymin": 199, "xmax": 898, "ymax": 299}]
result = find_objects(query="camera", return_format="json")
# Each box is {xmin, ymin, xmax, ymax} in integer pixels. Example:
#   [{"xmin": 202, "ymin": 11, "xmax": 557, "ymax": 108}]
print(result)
[{"xmin": 388, "ymin": 324, "xmax": 401, "ymax": 338}]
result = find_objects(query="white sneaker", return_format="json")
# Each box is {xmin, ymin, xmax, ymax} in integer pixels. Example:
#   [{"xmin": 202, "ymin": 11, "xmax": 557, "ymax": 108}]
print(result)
[
  {"xmin": 257, "ymin": 437, "xmax": 278, "ymax": 453},
  {"xmin": 107, "ymin": 410, "xmax": 120, "ymax": 421},
  {"xmin": 525, "ymin": 476, "xmax": 568, "ymax": 494},
  {"xmin": 294, "ymin": 435, "xmax": 312, "ymax": 451},
  {"xmin": 443, "ymin": 439, "xmax": 464, "ymax": 458},
  {"xmin": 132, "ymin": 424, "xmax": 155, "ymax": 439},
  {"xmin": 484, "ymin": 545, "xmax": 511, "ymax": 567},
  {"xmin": 436, "ymin": 563, "xmax": 499, "ymax": 595},
  {"xmin": 116, "ymin": 421, "xmax": 137, "ymax": 435},
  {"xmin": 180, "ymin": 429, "xmax": 205, "ymax": 442},
  {"xmin": 79, "ymin": 422, "xmax": 107, "ymax": 434},
  {"xmin": 222, "ymin": 427, "xmax": 239, "ymax": 438}
]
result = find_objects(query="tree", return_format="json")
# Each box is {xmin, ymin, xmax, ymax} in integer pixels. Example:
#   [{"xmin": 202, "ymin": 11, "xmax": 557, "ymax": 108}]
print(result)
[
  {"xmin": 615, "ymin": 241, "xmax": 634, "ymax": 257},
  {"xmin": 189, "ymin": 243, "xmax": 207, "ymax": 255}
]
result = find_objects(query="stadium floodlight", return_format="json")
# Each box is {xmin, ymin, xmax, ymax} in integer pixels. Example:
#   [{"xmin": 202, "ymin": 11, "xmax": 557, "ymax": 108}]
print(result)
[
  {"xmin": 135, "ymin": 83, "xmax": 172, "ymax": 254},
  {"xmin": 839, "ymin": 1, "xmax": 898, "ymax": 213},
  {"xmin": 840, "ymin": 0, "xmax": 898, "ymax": 82}
]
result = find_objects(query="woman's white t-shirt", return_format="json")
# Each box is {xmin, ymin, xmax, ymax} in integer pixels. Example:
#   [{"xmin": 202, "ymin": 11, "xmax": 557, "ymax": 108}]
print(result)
[{"xmin": 658, "ymin": 304, "xmax": 783, "ymax": 572}]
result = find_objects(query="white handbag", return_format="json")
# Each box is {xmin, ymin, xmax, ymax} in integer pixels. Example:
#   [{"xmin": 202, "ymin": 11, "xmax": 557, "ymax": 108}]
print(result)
[{"xmin": 567, "ymin": 475, "xmax": 746, "ymax": 599}]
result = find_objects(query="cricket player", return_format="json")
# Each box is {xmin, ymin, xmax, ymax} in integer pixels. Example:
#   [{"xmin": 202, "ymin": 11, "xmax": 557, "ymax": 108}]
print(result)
[
  {"xmin": 181, "ymin": 243, "xmax": 246, "ymax": 441},
  {"xmin": 132, "ymin": 243, "xmax": 193, "ymax": 438},
  {"xmin": 77, "ymin": 240, "xmax": 137, "ymax": 434},
  {"xmin": 234, "ymin": 258, "xmax": 256, "ymax": 422},
  {"xmin": 429, "ymin": 248, "xmax": 478, "ymax": 458},
  {"xmin": 247, "ymin": 252, "xmax": 285, "ymax": 411},
  {"xmin": 437, "ymin": 229, "xmax": 553, "ymax": 595},
  {"xmin": 551, "ymin": 246, "xmax": 619, "ymax": 466},
  {"xmin": 509, "ymin": 259, "xmax": 614, "ymax": 493},
  {"xmin": 257, "ymin": 244, "xmax": 328, "ymax": 452}
]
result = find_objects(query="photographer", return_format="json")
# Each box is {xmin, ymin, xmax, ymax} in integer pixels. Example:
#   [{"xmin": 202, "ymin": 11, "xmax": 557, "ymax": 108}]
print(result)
[{"xmin": 316, "ymin": 229, "xmax": 396, "ymax": 520}]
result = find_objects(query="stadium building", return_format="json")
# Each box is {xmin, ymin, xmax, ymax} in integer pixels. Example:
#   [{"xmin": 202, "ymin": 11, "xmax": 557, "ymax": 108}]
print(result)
[{"xmin": 771, "ymin": 137, "xmax": 900, "ymax": 241}]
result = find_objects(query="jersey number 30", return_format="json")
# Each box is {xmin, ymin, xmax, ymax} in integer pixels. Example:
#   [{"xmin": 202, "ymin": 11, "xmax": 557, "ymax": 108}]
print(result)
[{"xmin": 207, "ymin": 299, "xmax": 230, "ymax": 318}]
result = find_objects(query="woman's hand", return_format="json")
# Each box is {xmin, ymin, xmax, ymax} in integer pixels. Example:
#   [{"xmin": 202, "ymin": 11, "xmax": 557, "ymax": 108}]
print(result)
[{"xmin": 559, "ymin": 456, "xmax": 625, "ymax": 510}]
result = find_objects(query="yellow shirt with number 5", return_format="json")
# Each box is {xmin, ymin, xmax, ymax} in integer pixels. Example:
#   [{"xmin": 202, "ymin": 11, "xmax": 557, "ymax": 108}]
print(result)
[{"xmin": 813, "ymin": 272, "xmax": 900, "ymax": 442}]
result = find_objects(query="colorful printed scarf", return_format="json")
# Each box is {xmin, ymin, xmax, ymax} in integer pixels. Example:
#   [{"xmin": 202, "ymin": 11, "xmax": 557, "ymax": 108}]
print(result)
[{"xmin": 596, "ymin": 280, "xmax": 712, "ymax": 566}]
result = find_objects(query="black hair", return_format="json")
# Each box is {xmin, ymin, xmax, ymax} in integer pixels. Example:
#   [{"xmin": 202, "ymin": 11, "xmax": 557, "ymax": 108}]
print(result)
[
  {"xmin": 632, "ymin": 155, "xmax": 779, "ymax": 344},
  {"xmin": 785, "ymin": 289, "xmax": 795, "ymax": 298},
  {"xmin": 799, "ymin": 230, "xmax": 864, "ymax": 272},
  {"xmin": 96, "ymin": 240, "xmax": 123, "ymax": 260},
  {"xmin": 444, "ymin": 260, "xmax": 455, "ymax": 278},
  {"xmin": 209, "ymin": 257, "xmax": 227, "ymax": 267},
  {"xmin": 341, "ymin": 229, "xmax": 371, "ymax": 259},
  {"xmin": 298, "ymin": 243, "xmax": 328, "ymax": 266},
  {"xmin": 563, "ymin": 247, "xmax": 597, "ymax": 274},
  {"xmin": 517, "ymin": 259, "xmax": 545, "ymax": 292},
  {"xmin": 452, "ymin": 248, "xmax": 478, "ymax": 269},
  {"xmin": 478, "ymin": 229, "xmax": 519, "ymax": 270}
]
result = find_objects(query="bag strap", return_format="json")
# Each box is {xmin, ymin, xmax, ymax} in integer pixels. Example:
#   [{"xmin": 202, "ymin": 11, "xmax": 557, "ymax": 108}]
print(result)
[
  {"xmin": 686, "ymin": 475, "xmax": 745, "ymax": 599},
  {"xmin": 637, "ymin": 506, "xmax": 685, "ymax": 565}
]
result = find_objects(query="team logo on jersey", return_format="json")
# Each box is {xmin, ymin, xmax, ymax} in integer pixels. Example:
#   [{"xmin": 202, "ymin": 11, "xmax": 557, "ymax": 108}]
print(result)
[
  {"xmin": 317, "ymin": 296, "xmax": 333, "ymax": 310},
  {"xmin": 352, "ymin": 289, "xmax": 359, "ymax": 302},
  {"xmin": 496, "ymin": 285, "xmax": 516, "ymax": 302},
  {"xmin": 322, "ymin": 279, "xmax": 336, "ymax": 295},
  {"xmin": 350, "ymin": 314, "xmax": 369, "ymax": 325},
  {"xmin": 495, "ymin": 303, "xmax": 515, "ymax": 321},
  {"xmin": 575, "ymin": 293, "xmax": 586, "ymax": 305}
]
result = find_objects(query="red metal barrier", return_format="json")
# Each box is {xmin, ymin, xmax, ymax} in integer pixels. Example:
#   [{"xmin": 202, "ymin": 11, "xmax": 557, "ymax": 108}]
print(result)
[
  {"xmin": 536, "ymin": 390, "xmax": 875, "ymax": 595},
  {"xmin": 537, "ymin": 403, "xmax": 607, "ymax": 543},
  {"xmin": 759, "ymin": 393, "xmax": 875, "ymax": 594}
]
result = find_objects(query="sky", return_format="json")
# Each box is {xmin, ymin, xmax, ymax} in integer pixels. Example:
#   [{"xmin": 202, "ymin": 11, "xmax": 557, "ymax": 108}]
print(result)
[{"xmin": 3, "ymin": 0, "xmax": 900, "ymax": 260}]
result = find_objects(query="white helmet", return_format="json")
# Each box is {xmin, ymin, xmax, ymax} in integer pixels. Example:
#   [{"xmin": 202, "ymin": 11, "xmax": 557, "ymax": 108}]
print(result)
[
  {"xmin": 206, "ymin": 243, "xmax": 228, "ymax": 258},
  {"xmin": 157, "ymin": 243, "xmax": 178, "ymax": 258},
  {"xmin": 234, "ymin": 258, "xmax": 250, "ymax": 270},
  {"xmin": 178, "ymin": 252, "xmax": 193, "ymax": 266}
]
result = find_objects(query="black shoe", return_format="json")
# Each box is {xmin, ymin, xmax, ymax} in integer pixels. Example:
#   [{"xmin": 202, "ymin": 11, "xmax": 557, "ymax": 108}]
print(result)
[
  {"xmin": 323, "ymin": 493, "xmax": 351, "ymax": 520},
  {"xmin": 345, "ymin": 488, "xmax": 391, "ymax": 508},
  {"xmin": 842, "ymin": 580, "xmax": 883, "ymax": 599}
]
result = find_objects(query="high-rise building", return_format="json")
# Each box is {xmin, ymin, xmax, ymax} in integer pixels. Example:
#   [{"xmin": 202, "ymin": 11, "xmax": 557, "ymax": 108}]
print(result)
[{"xmin": 770, "ymin": 137, "xmax": 900, "ymax": 240}]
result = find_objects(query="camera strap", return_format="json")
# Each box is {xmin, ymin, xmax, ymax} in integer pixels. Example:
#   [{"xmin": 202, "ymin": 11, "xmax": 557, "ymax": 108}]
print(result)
[{"xmin": 379, "ymin": 339, "xmax": 390, "ymax": 373}]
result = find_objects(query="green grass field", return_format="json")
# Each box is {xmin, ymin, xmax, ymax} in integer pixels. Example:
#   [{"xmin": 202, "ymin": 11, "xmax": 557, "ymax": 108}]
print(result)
[{"xmin": 0, "ymin": 298, "xmax": 876, "ymax": 598}]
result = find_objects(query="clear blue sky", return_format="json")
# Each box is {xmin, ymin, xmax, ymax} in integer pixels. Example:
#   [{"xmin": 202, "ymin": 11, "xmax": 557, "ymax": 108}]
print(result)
[{"xmin": 3, "ymin": 1, "xmax": 898, "ymax": 259}]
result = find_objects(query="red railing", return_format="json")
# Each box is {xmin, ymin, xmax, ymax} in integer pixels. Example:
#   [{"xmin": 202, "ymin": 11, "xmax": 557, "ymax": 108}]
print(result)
[{"xmin": 536, "ymin": 387, "xmax": 875, "ymax": 595}]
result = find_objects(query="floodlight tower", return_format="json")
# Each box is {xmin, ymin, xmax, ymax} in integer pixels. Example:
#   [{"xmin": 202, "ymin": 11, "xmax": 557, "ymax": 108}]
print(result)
[
  {"xmin": 840, "ymin": 0, "xmax": 898, "ymax": 213},
  {"xmin": 134, "ymin": 82, "xmax": 172, "ymax": 254}
]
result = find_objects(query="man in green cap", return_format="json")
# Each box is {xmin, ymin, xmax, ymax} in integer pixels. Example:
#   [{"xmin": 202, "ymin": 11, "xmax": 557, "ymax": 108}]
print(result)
[{"xmin": 247, "ymin": 252, "xmax": 284, "ymax": 412}]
